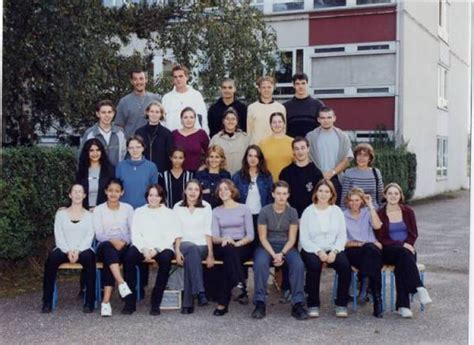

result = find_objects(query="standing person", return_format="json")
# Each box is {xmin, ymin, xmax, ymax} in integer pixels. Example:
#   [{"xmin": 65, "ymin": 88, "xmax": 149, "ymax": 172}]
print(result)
[
  {"xmin": 232, "ymin": 145, "xmax": 273, "ymax": 239},
  {"xmin": 135, "ymin": 101, "xmax": 174, "ymax": 174},
  {"xmin": 306, "ymin": 107, "xmax": 353, "ymax": 206},
  {"xmin": 121, "ymin": 184, "xmax": 181, "ymax": 315},
  {"xmin": 195, "ymin": 145, "xmax": 231, "ymax": 208},
  {"xmin": 172, "ymin": 107, "xmax": 209, "ymax": 172},
  {"xmin": 279, "ymin": 137, "xmax": 324, "ymax": 218},
  {"xmin": 208, "ymin": 78, "xmax": 247, "ymax": 137},
  {"xmin": 161, "ymin": 148, "xmax": 194, "ymax": 208},
  {"xmin": 341, "ymin": 143, "xmax": 384, "ymax": 209},
  {"xmin": 114, "ymin": 68, "xmax": 161, "ymax": 139},
  {"xmin": 80, "ymin": 100, "xmax": 127, "ymax": 167},
  {"xmin": 93, "ymin": 179, "xmax": 134, "ymax": 317},
  {"xmin": 284, "ymin": 73, "xmax": 324, "ymax": 138},
  {"xmin": 299, "ymin": 179, "xmax": 351, "ymax": 318},
  {"xmin": 247, "ymin": 76, "xmax": 286, "ymax": 145},
  {"xmin": 258, "ymin": 112, "xmax": 293, "ymax": 182},
  {"xmin": 343, "ymin": 188, "xmax": 384, "ymax": 318},
  {"xmin": 162, "ymin": 64, "xmax": 208, "ymax": 134},
  {"xmin": 211, "ymin": 179, "xmax": 254, "ymax": 316},
  {"xmin": 76, "ymin": 138, "xmax": 115, "ymax": 210},
  {"xmin": 174, "ymin": 180, "xmax": 215, "ymax": 314},
  {"xmin": 376, "ymin": 183, "xmax": 432, "ymax": 318},
  {"xmin": 209, "ymin": 108, "xmax": 250, "ymax": 174},
  {"xmin": 41, "ymin": 184, "xmax": 96, "ymax": 313},
  {"xmin": 115, "ymin": 135, "xmax": 159, "ymax": 209},
  {"xmin": 251, "ymin": 181, "xmax": 308, "ymax": 320}
]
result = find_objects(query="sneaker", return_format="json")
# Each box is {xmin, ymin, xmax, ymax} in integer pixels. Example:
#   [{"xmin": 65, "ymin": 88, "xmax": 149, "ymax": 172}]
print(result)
[
  {"xmin": 307, "ymin": 307, "xmax": 320, "ymax": 318},
  {"xmin": 416, "ymin": 287, "xmax": 432, "ymax": 305},
  {"xmin": 101, "ymin": 302, "xmax": 112, "ymax": 317},
  {"xmin": 251, "ymin": 301, "xmax": 266, "ymax": 319},
  {"xmin": 335, "ymin": 306, "xmax": 348, "ymax": 318},
  {"xmin": 118, "ymin": 282, "xmax": 132, "ymax": 298},
  {"xmin": 291, "ymin": 303, "xmax": 309, "ymax": 320},
  {"xmin": 398, "ymin": 307, "xmax": 413, "ymax": 318}
]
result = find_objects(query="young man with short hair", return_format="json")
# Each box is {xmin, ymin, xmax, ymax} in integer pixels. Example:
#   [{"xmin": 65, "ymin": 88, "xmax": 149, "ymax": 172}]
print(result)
[
  {"xmin": 284, "ymin": 73, "xmax": 324, "ymax": 138},
  {"xmin": 80, "ymin": 100, "xmax": 127, "ymax": 167},
  {"xmin": 247, "ymin": 76, "xmax": 286, "ymax": 145},
  {"xmin": 162, "ymin": 65, "xmax": 209, "ymax": 134},
  {"xmin": 207, "ymin": 78, "xmax": 247, "ymax": 138},
  {"xmin": 306, "ymin": 107, "xmax": 353, "ymax": 205},
  {"xmin": 115, "ymin": 68, "xmax": 162, "ymax": 138}
]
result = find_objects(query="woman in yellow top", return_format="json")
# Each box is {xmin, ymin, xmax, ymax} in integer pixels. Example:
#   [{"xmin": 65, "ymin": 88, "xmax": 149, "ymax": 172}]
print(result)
[{"xmin": 258, "ymin": 112, "xmax": 293, "ymax": 182}]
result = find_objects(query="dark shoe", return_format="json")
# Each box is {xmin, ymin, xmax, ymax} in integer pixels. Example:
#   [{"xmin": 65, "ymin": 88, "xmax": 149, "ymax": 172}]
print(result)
[
  {"xmin": 41, "ymin": 303, "xmax": 52, "ymax": 313},
  {"xmin": 213, "ymin": 305, "xmax": 228, "ymax": 316},
  {"xmin": 121, "ymin": 305, "xmax": 136, "ymax": 315},
  {"xmin": 235, "ymin": 290, "xmax": 249, "ymax": 305},
  {"xmin": 251, "ymin": 301, "xmax": 266, "ymax": 319},
  {"xmin": 197, "ymin": 292, "xmax": 208, "ymax": 306},
  {"xmin": 83, "ymin": 303, "xmax": 95, "ymax": 314},
  {"xmin": 150, "ymin": 308, "xmax": 161, "ymax": 316},
  {"xmin": 372, "ymin": 293, "xmax": 383, "ymax": 318},
  {"xmin": 291, "ymin": 303, "xmax": 309, "ymax": 320},
  {"xmin": 181, "ymin": 306, "xmax": 194, "ymax": 314}
]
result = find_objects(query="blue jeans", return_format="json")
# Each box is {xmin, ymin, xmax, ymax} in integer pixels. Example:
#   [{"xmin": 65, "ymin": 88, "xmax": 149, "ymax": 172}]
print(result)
[{"xmin": 252, "ymin": 244, "xmax": 305, "ymax": 305}]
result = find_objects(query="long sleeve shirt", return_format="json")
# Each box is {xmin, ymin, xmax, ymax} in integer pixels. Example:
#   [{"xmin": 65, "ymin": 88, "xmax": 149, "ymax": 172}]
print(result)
[
  {"xmin": 54, "ymin": 209, "xmax": 94, "ymax": 253},
  {"xmin": 341, "ymin": 167, "xmax": 384, "ymax": 208},
  {"xmin": 299, "ymin": 204, "xmax": 346, "ymax": 253},
  {"xmin": 93, "ymin": 202, "xmax": 134, "ymax": 244},
  {"xmin": 173, "ymin": 200, "xmax": 212, "ymax": 246},
  {"xmin": 376, "ymin": 204, "xmax": 418, "ymax": 246},
  {"xmin": 211, "ymin": 204, "xmax": 254, "ymax": 241},
  {"xmin": 131, "ymin": 205, "xmax": 182, "ymax": 253}
]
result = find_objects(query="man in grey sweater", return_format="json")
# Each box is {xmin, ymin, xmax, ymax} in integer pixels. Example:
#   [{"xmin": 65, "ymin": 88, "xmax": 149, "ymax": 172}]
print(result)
[{"xmin": 114, "ymin": 68, "xmax": 161, "ymax": 138}]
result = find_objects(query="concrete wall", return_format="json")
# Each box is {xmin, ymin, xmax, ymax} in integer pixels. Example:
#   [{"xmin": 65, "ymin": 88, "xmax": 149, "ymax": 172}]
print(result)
[{"xmin": 399, "ymin": 1, "xmax": 470, "ymax": 198}]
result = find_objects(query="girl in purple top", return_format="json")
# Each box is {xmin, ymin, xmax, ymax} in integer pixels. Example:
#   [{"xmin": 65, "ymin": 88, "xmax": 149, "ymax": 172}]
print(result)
[
  {"xmin": 211, "ymin": 179, "xmax": 255, "ymax": 316},
  {"xmin": 343, "ymin": 187, "xmax": 383, "ymax": 318},
  {"xmin": 93, "ymin": 179, "xmax": 134, "ymax": 317},
  {"xmin": 172, "ymin": 106, "xmax": 209, "ymax": 172}
]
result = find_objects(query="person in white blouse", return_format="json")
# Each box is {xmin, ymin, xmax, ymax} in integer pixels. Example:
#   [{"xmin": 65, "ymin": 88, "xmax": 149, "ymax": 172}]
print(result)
[
  {"xmin": 121, "ymin": 184, "xmax": 182, "ymax": 315},
  {"xmin": 174, "ymin": 179, "xmax": 215, "ymax": 314},
  {"xmin": 42, "ymin": 184, "xmax": 96, "ymax": 313},
  {"xmin": 93, "ymin": 179, "xmax": 134, "ymax": 317},
  {"xmin": 299, "ymin": 179, "xmax": 351, "ymax": 318}
]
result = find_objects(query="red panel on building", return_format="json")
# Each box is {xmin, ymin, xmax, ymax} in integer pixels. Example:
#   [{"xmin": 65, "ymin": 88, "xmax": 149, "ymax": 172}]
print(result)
[
  {"xmin": 309, "ymin": 6, "xmax": 396, "ymax": 45},
  {"xmin": 322, "ymin": 97, "xmax": 394, "ymax": 130}
]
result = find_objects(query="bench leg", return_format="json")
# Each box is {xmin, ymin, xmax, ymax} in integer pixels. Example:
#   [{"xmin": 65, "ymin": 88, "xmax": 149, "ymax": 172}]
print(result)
[
  {"xmin": 52, "ymin": 281, "xmax": 58, "ymax": 310},
  {"xmin": 96, "ymin": 268, "xmax": 102, "ymax": 306},
  {"xmin": 332, "ymin": 272, "xmax": 338, "ymax": 302},
  {"xmin": 420, "ymin": 271, "xmax": 425, "ymax": 312},
  {"xmin": 352, "ymin": 272, "xmax": 357, "ymax": 311},
  {"xmin": 390, "ymin": 272, "xmax": 395, "ymax": 312},
  {"xmin": 136, "ymin": 265, "xmax": 141, "ymax": 301},
  {"xmin": 381, "ymin": 271, "xmax": 386, "ymax": 312}
]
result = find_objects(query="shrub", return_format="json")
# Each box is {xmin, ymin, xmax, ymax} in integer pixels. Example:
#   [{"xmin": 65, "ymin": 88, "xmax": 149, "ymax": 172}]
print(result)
[{"xmin": 0, "ymin": 146, "xmax": 76, "ymax": 260}]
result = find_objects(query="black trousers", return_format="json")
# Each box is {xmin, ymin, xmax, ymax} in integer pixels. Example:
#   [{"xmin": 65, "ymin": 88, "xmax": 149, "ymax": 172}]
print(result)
[
  {"xmin": 382, "ymin": 245, "xmax": 423, "ymax": 309},
  {"xmin": 122, "ymin": 246, "xmax": 174, "ymax": 309},
  {"xmin": 96, "ymin": 241, "xmax": 129, "ymax": 287},
  {"xmin": 301, "ymin": 249, "xmax": 351, "ymax": 307},
  {"xmin": 213, "ymin": 243, "xmax": 254, "ymax": 306},
  {"xmin": 345, "ymin": 243, "xmax": 382, "ymax": 279},
  {"xmin": 331, "ymin": 175, "xmax": 342, "ymax": 207},
  {"xmin": 42, "ymin": 248, "xmax": 96, "ymax": 306}
]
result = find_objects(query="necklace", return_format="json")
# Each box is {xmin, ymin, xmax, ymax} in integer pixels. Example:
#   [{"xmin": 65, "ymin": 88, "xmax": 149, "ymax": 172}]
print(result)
[{"xmin": 272, "ymin": 206, "xmax": 286, "ymax": 231}]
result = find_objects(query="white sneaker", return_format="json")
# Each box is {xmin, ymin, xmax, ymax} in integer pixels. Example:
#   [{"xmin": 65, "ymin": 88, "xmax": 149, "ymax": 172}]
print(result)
[
  {"xmin": 118, "ymin": 282, "xmax": 132, "ymax": 298},
  {"xmin": 101, "ymin": 302, "xmax": 112, "ymax": 317},
  {"xmin": 398, "ymin": 307, "xmax": 413, "ymax": 318},
  {"xmin": 307, "ymin": 307, "xmax": 320, "ymax": 318},
  {"xmin": 416, "ymin": 287, "xmax": 432, "ymax": 305},
  {"xmin": 335, "ymin": 306, "xmax": 348, "ymax": 318}
]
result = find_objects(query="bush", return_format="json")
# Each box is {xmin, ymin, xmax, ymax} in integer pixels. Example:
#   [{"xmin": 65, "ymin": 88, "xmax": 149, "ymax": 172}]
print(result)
[{"xmin": 0, "ymin": 146, "xmax": 76, "ymax": 260}]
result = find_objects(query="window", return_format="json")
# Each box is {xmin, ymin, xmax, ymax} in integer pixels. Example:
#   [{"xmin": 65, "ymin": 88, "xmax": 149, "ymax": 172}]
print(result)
[
  {"xmin": 438, "ymin": 0, "xmax": 449, "ymax": 41},
  {"xmin": 314, "ymin": 0, "xmax": 346, "ymax": 8},
  {"xmin": 275, "ymin": 49, "xmax": 304, "ymax": 85},
  {"xmin": 357, "ymin": 0, "xmax": 391, "ymax": 4},
  {"xmin": 273, "ymin": 0, "xmax": 304, "ymax": 12},
  {"xmin": 438, "ymin": 65, "xmax": 448, "ymax": 109},
  {"xmin": 437, "ymin": 137, "xmax": 448, "ymax": 178}
]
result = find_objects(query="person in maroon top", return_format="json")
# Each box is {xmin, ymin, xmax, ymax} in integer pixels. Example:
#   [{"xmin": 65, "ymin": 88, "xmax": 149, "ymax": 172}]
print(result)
[
  {"xmin": 172, "ymin": 107, "xmax": 209, "ymax": 172},
  {"xmin": 376, "ymin": 183, "xmax": 432, "ymax": 318}
]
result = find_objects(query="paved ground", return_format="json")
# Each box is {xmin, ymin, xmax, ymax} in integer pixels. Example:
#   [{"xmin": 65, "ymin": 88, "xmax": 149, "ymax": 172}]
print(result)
[{"xmin": 0, "ymin": 191, "xmax": 469, "ymax": 344}]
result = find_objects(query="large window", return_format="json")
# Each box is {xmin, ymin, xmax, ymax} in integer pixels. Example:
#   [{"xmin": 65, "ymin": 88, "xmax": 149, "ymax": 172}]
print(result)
[
  {"xmin": 438, "ymin": 65, "xmax": 448, "ymax": 109},
  {"xmin": 273, "ymin": 0, "xmax": 304, "ymax": 12},
  {"xmin": 314, "ymin": 0, "xmax": 346, "ymax": 9},
  {"xmin": 437, "ymin": 137, "xmax": 448, "ymax": 178},
  {"xmin": 274, "ymin": 49, "xmax": 304, "ymax": 95}
]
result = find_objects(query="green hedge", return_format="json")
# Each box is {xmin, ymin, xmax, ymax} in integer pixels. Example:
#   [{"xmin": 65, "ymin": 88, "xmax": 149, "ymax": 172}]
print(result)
[
  {"xmin": 0, "ymin": 146, "xmax": 76, "ymax": 260},
  {"xmin": 0, "ymin": 144, "xmax": 416, "ymax": 260}
]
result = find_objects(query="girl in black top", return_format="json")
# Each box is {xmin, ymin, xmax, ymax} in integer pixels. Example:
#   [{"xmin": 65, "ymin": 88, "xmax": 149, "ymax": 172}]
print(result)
[{"xmin": 161, "ymin": 147, "xmax": 194, "ymax": 207}]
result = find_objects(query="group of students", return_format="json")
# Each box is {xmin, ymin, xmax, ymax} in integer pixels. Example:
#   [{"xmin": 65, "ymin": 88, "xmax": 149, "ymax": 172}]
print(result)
[{"xmin": 41, "ymin": 67, "xmax": 432, "ymax": 320}]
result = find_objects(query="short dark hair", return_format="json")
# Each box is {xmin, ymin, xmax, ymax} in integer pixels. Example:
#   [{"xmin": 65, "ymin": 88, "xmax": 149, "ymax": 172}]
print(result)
[
  {"xmin": 319, "ymin": 106, "xmax": 335, "ymax": 117},
  {"xmin": 291, "ymin": 136, "xmax": 309, "ymax": 149},
  {"xmin": 221, "ymin": 77, "xmax": 235, "ymax": 86},
  {"xmin": 180, "ymin": 106, "xmax": 196, "ymax": 118},
  {"xmin": 145, "ymin": 184, "xmax": 167, "ymax": 205},
  {"xmin": 269, "ymin": 112, "xmax": 286, "ymax": 125},
  {"xmin": 129, "ymin": 67, "xmax": 146, "ymax": 79},
  {"xmin": 170, "ymin": 147, "xmax": 186, "ymax": 158},
  {"xmin": 127, "ymin": 135, "xmax": 145, "ymax": 148},
  {"xmin": 105, "ymin": 178, "xmax": 124, "ymax": 191},
  {"xmin": 272, "ymin": 180, "xmax": 290, "ymax": 193},
  {"xmin": 96, "ymin": 100, "xmax": 115, "ymax": 113},
  {"xmin": 292, "ymin": 73, "xmax": 308, "ymax": 83},
  {"xmin": 172, "ymin": 64, "xmax": 189, "ymax": 77}
]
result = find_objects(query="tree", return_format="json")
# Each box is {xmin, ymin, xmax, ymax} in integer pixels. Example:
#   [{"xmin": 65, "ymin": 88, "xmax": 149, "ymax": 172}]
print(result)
[{"xmin": 3, "ymin": 1, "xmax": 277, "ymax": 146}]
